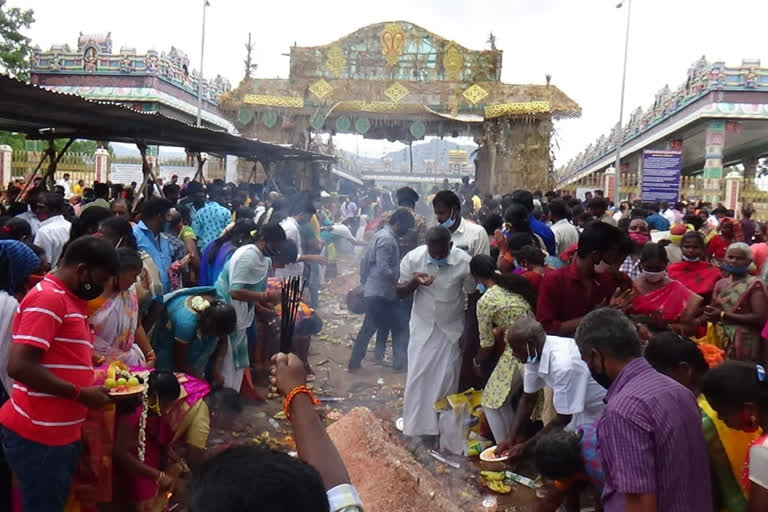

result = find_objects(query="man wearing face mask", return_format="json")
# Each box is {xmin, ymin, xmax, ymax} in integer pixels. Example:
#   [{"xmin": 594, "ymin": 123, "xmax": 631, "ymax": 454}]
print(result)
[
  {"xmin": 398, "ymin": 226, "xmax": 475, "ymax": 440},
  {"xmin": 433, "ymin": 190, "xmax": 489, "ymax": 391},
  {"xmin": 0, "ymin": 236, "xmax": 118, "ymax": 512},
  {"xmin": 432, "ymin": 190, "xmax": 490, "ymax": 258},
  {"xmin": 348, "ymin": 208, "xmax": 415, "ymax": 371},
  {"xmin": 494, "ymin": 316, "xmax": 606, "ymax": 458},
  {"xmin": 537, "ymin": 222, "xmax": 634, "ymax": 337},
  {"xmin": 575, "ymin": 308, "xmax": 713, "ymax": 512}
]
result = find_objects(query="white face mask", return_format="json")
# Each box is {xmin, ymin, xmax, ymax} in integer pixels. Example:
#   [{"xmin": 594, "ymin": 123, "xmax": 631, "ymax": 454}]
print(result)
[{"xmin": 641, "ymin": 269, "xmax": 667, "ymax": 283}]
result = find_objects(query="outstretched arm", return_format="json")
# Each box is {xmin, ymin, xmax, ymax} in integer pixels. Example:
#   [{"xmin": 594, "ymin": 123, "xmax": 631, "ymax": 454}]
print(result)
[{"xmin": 271, "ymin": 353, "xmax": 350, "ymax": 490}]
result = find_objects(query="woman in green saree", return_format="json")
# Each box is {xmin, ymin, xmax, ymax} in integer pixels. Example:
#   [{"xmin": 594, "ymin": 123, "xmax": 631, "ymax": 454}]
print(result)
[{"xmin": 703, "ymin": 243, "xmax": 768, "ymax": 366}]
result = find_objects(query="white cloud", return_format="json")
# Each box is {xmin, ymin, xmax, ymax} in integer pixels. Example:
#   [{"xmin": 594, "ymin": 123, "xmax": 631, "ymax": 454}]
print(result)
[{"xmin": 22, "ymin": 0, "xmax": 767, "ymax": 166}]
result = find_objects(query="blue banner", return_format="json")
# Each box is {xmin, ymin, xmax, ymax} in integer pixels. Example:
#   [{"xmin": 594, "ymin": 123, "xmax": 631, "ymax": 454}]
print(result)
[{"xmin": 642, "ymin": 150, "xmax": 682, "ymax": 202}]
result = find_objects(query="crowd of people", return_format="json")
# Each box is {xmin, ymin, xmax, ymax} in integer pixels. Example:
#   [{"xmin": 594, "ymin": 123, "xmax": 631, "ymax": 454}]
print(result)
[
  {"xmin": 2, "ymin": 171, "xmax": 768, "ymax": 511},
  {"xmin": 0, "ymin": 175, "xmax": 366, "ymax": 511},
  {"xmin": 352, "ymin": 184, "xmax": 768, "ymax": 512}
]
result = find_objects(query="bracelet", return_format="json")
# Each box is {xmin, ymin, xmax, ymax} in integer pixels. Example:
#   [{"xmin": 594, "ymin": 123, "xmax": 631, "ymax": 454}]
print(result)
[
  {"xmin": 283, "ymin": 385, "xmax": 319, "ymax": 421},
  {"xmin": 720, "ymin": 310, "xmax": 725, "ymax": 321},
  {"xmin": 71, "ymin": 384, "xmax": 81, "ymax": 401},
  {"xmin": 145, "ymin": 350, "xmax": 155, "ymax": 357},
  {"xmin": 155, "ymin": 471, "xmax": 165, "ymax": 484}
]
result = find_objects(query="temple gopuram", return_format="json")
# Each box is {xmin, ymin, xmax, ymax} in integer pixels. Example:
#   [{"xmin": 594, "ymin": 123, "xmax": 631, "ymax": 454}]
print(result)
[
  {"xmin": 219, "ymin": 21, "xmax": 581, "ymax": 192},
  {"xmin": 30, "ymin": 32, "xmax": 233, "ymax": 131}
]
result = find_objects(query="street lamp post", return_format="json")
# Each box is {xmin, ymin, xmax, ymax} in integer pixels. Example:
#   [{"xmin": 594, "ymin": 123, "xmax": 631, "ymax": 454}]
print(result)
[
  {"xmin": 196, "ymin": 0, "xmax": 209, "ymax": 127},
  {"xmin": 613, "ymin": 0, "xmax": 632, "ymax": 201}
]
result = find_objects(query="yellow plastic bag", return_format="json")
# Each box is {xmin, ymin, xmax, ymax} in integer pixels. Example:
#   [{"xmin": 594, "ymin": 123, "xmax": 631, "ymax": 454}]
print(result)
[{"xmin": 698, "ymin": 322, "xmax": 726, "ymax": 349}]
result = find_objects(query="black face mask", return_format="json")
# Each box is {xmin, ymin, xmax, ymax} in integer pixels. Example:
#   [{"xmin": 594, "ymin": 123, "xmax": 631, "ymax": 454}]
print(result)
[
  {"xmin": 589, "ymin": 350, "xmax": 613, "ymax": 390},
  {"xmin": 74, "ymin": 271, "xmax": 104, "ymax": 301}
]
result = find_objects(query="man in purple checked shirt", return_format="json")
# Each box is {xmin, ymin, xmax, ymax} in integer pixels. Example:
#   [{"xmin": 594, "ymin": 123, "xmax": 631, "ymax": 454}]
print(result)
[{"xmin": 575, "ymin": 308, "xmax": 714, "ymax": 512}]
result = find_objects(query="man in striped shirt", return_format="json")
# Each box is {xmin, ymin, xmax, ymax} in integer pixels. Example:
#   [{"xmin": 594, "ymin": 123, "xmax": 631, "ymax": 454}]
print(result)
[
  {"xmin": 0, "ymin": 236, "xmax": 118, "ymax": 512},
  {"xmin": 575, "ymin": 308, "xmax": 713, "ymax": 512}
]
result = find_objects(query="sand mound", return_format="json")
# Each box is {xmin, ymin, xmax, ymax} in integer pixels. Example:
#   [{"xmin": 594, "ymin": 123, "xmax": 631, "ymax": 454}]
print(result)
[{"xmin": 328, "ymin": 407, "xmax": 462, "ymax": 512}]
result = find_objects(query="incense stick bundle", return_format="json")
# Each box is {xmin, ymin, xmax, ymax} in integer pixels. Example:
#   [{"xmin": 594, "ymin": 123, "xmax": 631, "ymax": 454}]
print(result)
[{"xmin": 279, "ymin": 276, "xmax": 306, "ymax": 353}]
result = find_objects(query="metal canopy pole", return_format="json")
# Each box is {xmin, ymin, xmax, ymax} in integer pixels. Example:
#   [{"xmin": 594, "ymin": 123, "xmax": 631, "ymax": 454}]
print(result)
[
  {"xmin": 132, "ymin": 141, "xmax": 166, "ymax": 212},
  {"xmin": 193, "ymin": 152, "xmax": 208, "ymax": 184}
]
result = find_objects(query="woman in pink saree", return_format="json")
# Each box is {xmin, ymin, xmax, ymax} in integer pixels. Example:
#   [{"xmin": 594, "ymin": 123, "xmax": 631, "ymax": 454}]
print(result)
[{"xmin": 630, "ymin": 242, "xmax": 703, "ymax": 336}]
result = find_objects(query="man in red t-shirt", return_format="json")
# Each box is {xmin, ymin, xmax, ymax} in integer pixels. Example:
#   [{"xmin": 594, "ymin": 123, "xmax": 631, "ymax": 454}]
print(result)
[
  {"xmin": 537, "ymin": 222, "xmax": 634, "ymax": 336},
  {"xmin": 0, "ymin": 236, "xmax": 118, "ymax": 512}
]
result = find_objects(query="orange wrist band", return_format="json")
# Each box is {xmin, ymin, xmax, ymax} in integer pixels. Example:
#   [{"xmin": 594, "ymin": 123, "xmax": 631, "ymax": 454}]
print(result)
[{"xmin": 283, "ymin": 385, "xmax": 319, "ymax": 420}]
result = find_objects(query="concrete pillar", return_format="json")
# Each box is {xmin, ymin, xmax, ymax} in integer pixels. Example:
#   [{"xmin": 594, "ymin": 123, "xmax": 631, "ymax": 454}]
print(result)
[
  {"xmin": 0, "ymin": 145, "xmax": 12, "ymax": 190},
  {"xmin": 703, "ymin": 120, "xmax": 725, "ymax": 203},
  {"xmin": 93, "ymin": 147, "xmax": 109, "ymax": 183},
  {"xmin": 604, "ymin": 167, "xmax": 616, "ymax": 201},
  {"xmin": 724, "ymin": 171, "xmax": 743, "ymax": 213}
]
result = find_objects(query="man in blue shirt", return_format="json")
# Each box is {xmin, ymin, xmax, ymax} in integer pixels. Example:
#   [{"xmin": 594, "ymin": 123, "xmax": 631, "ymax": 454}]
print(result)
[
  {"xmin": 645, "ymin": 203, "xmax": 671, "ymax": 231},
  {"xmin": 133, "ymin": 197, "xmax": 174, "ymax": 293},
  {"xmin": 348, "ymin": 208, "xmax": 414, "ymax": 371},
  {"xmin": 510, "ymin": 190, "xmax": 556, "ymax": 255},
  {"xmin": 192, "ymin": 183, "xmax": 232, "ymax": 251}
]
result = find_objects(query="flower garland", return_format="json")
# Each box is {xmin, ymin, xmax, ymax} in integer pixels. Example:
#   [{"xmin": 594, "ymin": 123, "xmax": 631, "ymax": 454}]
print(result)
[{"xmin": 138, "ymin": 385, "xmax": 149, "ymax": 463}]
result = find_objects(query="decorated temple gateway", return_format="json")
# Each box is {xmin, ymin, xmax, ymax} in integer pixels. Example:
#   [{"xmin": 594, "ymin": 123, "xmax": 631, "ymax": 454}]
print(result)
[
  {"xmin": 219, "ymin": 21, "xmax": 581, "ymax": 192},
  {"xmin": 30, "ymin": 32, "xmax": 233, "ymax": 131}
]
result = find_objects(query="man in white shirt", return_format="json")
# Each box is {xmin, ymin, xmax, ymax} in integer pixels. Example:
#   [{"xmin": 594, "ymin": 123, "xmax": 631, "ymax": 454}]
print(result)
[
  {"xmin": 33, "ymin": 191, "xmax": 72, "ymax": 266},
  {"xmin": 279, "ymin": 205, "xmax": 310, "ymax": 278},
  {"xmin": 278, "ymin": 201, "xmax": 326, "ymax": 278},
  {"xmin": 432, "ymin": 190, "xmax": 490, "ymax": 258},
  {"xmin": 56, "ymin": 173, "xmax": 72, "ymax": 199},
  {"xmin": 398, "ymin": 226, "xmax": 475, "ymax": 439},
  {"xmin": 548, "ymin": 199, "xmax": 579, "ymax": 256},
  {"xmin": 495, "ymin": 316, "xmax": 606, "ymax": 457}
]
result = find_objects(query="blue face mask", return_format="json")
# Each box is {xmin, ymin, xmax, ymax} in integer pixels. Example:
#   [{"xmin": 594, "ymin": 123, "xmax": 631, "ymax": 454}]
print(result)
[
  {"xmin": 427, "ymin": 254, "xmax": 449, "ymax": 267},
  {"xmin": 440, "ymin": 210, "xmax": 455, "ymax": 229},
  {"xmin": 722, "ymin": 263, "xmax": 749, "ymax": 275},
  {"xmin": 526, "ymin": 344, "xmax": 539, "ymax": 364},
  {"xmin": 476, "ymin": 282, "xmax": 487, "ymax": 293}
]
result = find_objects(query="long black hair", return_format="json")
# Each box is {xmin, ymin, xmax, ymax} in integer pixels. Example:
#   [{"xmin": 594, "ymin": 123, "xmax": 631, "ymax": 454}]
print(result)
[
  {"xmin": 208, "ymin": 219, "xmax": 257, "ymax": 265},
  {"xmin": 148, "ymin": 370, "xmax": 181, "ymax": 403},
  {"xmin": 469, "ymin": 254, "xmax": 537, "ymax": 312}
]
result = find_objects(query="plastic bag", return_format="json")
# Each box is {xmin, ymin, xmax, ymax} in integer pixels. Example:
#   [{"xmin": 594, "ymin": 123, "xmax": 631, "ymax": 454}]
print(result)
[{"xmin": 438, "ymin": 400, "xmax": 471, "ymax": 455}]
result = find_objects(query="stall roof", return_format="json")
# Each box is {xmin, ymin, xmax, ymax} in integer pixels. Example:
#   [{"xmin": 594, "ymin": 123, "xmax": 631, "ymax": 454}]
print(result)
[{"xmin": 0, "ymin": 75, "xmax": 332, "ymax": 162}]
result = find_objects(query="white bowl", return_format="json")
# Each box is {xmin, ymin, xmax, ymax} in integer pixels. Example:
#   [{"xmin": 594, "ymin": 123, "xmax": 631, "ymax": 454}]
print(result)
[{"xmin": 479, "ymin": 446, "xmax": 510, "ymax": 462}]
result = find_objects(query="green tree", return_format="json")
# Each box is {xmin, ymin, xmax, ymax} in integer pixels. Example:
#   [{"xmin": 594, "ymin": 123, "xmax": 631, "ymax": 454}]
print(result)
[{"xmin": 0, "ymin": 0, "xmax": 34, "ymax": 80}]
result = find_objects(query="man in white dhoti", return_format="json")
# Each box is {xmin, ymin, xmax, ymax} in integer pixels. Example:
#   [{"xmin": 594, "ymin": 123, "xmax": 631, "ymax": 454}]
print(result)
[{"xmin": 398, "ymin": 226, "xmax": 475, "ymax": 439}]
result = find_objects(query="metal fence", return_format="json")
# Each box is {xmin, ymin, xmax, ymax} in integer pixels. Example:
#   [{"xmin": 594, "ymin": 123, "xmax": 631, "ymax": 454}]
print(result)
[
  {"xmin": 10, "ymin": 151, "xmax": 227, "ymax": 185},
  {"xmin": 11, "ymin": 151, "xmax": 95, "ymax": 184}
]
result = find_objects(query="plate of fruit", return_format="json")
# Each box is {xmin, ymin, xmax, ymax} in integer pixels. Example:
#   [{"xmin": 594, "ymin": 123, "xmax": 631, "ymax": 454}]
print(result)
[{"xmin": 104, "ymin": 362, "xmax": 148, "ymax": 396}]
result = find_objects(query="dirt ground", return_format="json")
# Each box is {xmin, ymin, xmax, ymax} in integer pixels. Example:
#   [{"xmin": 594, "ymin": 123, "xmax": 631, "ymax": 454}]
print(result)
[{"xmin": 208, "ymin": 254, "xmax": 540, "ymax": 512}]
